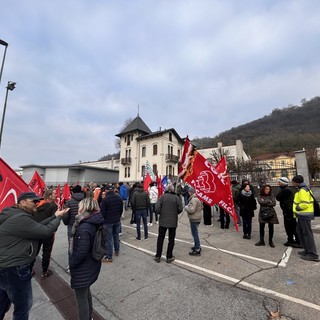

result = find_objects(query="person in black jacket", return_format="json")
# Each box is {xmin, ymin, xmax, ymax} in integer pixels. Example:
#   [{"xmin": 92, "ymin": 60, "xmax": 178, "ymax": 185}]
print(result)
[
  {"xmin": 276, "ymin": 177, "xmax": 301, "ymax": 247},
  {"xmin": 154, "ymin": 185, "xmax": 183, "ymax": 263},
  {"xmin": 100, "ymin": 185, "xmax": 123, "ymax": 263},
  {"xmin": 131, "ymin": 183, "xmax": 150, "ymax": 240},
  {"xmin": 69, "ymin": 197, "xmax": 104, "ymax": 320},
  {"xmin": 236, "ymin": 183, "xmax": 257, "ymax": 239},
  {"xmin": 62, "ymin": 185, "xmax": 85, "ymax": 262},
  {"xmin": 34, "ymin": 188, "xmax": 58, "ymax": 279}
]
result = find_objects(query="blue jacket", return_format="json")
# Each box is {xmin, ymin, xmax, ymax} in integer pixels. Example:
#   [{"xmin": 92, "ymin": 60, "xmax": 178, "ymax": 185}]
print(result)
[
  {"xmin": 100, "ymin": 191, "xmax": 123, "ymax": 224},
  {"xmin": 119, "ymin": 184, "xmax": 128, "ymax": 200},
  {"xmin": 69, "ymin": 211, "xmax": 104, "ymax": 289}
]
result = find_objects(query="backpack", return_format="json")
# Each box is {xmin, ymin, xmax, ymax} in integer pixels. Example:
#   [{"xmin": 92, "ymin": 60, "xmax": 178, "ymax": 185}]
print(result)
[
  {"xmin": 310, "ymin": 193, "xmax": 320, "ymax": 217},
  {"xmin": 91, "ymin": 224, "xmax": 107, "ymax": 261}
]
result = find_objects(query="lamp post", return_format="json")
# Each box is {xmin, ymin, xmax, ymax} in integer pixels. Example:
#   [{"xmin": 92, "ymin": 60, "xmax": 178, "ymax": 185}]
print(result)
[
  {"xmin": 0, "ymin": 81, "xmax": 16, "ymax": 151},
  {"xmin": 0, "ymin": 39, "xmax": 8, "ymax": 85}
]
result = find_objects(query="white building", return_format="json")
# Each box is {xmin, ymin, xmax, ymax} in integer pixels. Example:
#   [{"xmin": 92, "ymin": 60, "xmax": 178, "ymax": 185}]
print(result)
[{"xmin": 116, "ymin": 115, "xmax": 184, "ymax": 182}]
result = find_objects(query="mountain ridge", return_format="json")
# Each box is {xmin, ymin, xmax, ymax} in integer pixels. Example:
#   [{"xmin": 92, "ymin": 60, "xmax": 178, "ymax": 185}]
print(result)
[{"xmin": 192, "ymin": 96, "xmax": 320, "ymax": 157}]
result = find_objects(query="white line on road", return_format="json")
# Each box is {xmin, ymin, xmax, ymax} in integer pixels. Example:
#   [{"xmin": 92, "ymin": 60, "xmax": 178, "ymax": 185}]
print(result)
[
  {"xmin": 122, "ymin": 240, "xmax": 320, "ymax": 312},
  {"xmin": 122, "ymin": 225, "xmax": 285, "ymax": 266}
]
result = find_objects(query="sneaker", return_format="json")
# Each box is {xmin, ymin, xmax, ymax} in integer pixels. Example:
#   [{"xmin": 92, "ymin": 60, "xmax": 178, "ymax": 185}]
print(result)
[
  {"xmin": 147, "ymin": 223, "xmax": 153, "ymax": 226},
  {"xmin": 41, "ymin": 269, "xmax": 53, "ymax": 279},
  {"xmin": 102, "ymin": 258, "xmax": 113, "ymax": 263},
  {"xmin": 191, "ymin": 247, "xmax": 202, "ymax": 252},
  {"xmin": 154, "ymin": 256, "xmax": 161, "ymax": 263},
  {"xmin": 132, "ymin": 223, "xmax": 137, "ymax": 227},
  {"xmin": 189, "ymin": 250, "xmax": 201, "ymax": 256},
  {"xmin": 119, "ymin": 232, "xmax": 123, "ymax": 236},
  {"xmin": 166, "ymin": 256, "xmax": 175, "ymax": 263},
  {"xmin": 243, "ymin": 235, "xmax": 248, "ymax": 239},
  {"xmin": 300, "ymin": 255, "xmax": 320, "ymax": 262},
  {"xmin": 136, "ymin": 237, "xmax": 141, "ymax": 240},
  {"xmin": 144, "ymin": 237, "xmax": 149, "ymax": 241},
  {"xmin": 155, "ymin": 221, "xmax": 159, "ymax": 224},
  {"xmin": 247, "ymin": 235, "xmax": 251, "ymax": 239},
  {"xmin": 66, "ymin": 266, "xmax": 70, "ymax": 273}
]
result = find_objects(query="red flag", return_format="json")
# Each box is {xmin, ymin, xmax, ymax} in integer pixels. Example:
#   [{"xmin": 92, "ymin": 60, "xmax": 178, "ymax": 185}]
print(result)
[
  {"xmin": 28, "ymin": 170, "xmax": 46, "ymax": 196},
  {"xmin": 61, "ymin": 183, "xmax": 71, "ymax": 206},
  {"xmin": 178, "ymin": 137, "xmax": 238, "ymax": 231},
  {"xmin": 143, "ymin": 173, "xmax": 152, "ymax": 192},
  {"xmin": 55, "ymin": 184, "xmax": 61, "ymax": 208},
  {"xmin": 156, "ymin": 175, "xmax": 163, "ymax": 196},
  {"xmin": 0, "ymin": 158, "xmax": 30, "ymax": 211}
]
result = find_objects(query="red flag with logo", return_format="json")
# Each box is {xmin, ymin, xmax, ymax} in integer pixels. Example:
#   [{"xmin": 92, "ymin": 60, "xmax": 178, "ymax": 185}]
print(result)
[
  {"xmin": 28, "ymin": 170, "xmax": 46, "ymax": 196},
  {"xmin": 143, "ymin": 173, "xmax": 152, "ymax": 192},
  {"xmin": 178, "ymin": 137, "xmax": 238, "ymax": 231},
  {"xmin": 0, "ymin": 158, "xmax": 31, "ymax": 211}
]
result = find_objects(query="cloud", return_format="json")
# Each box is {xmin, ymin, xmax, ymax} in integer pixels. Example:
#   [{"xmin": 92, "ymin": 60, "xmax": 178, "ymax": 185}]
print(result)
[{"xmin": 0, "ymin": 0, "xmax": 320, "ymax": 169}]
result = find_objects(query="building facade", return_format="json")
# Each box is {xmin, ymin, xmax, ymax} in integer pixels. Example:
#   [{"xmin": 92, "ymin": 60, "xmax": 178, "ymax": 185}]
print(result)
[{"xmin": 116, "ymin": 116, "xmax": 184, "ymax": 182}]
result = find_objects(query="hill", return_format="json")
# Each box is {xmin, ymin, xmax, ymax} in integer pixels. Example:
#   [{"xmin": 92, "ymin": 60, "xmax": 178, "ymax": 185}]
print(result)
[{"xmin": 192, "ymin": 96, "xmax": 320, "ymax": 157}]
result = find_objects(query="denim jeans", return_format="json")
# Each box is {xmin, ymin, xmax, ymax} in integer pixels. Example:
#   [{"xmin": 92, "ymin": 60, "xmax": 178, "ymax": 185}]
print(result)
[
  {"xmin": 190, "ymin": 221, "xmax": 201, "ymax": 250},
  {"xmin": 104, "ymin": 222, "xmax": 121, "ymax": 259},
  {"xmin": 0, "ymin": 264, "xmax": 33, "ymax": 320},
  {"xmin": 135, "ymin": 209, "xmax": 148, "ymax": 240},
  {"xmin": 149, "ymin": 204, "xmax": 157, "ymax": 223}
]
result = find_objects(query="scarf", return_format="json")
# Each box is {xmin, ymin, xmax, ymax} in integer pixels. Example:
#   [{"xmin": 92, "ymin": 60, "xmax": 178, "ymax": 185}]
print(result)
[{"xmin": 241, "ymin": 189, "xmax": 252, "ymax": 197}]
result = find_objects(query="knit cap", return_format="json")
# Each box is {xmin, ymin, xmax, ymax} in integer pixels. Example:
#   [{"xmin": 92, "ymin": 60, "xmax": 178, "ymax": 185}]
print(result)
[
  {"xmin": 278, "ymin": 177, "xmax": 289, "ymax": 185},
  {"xmin": 292, "ymin": 175, "xmax": 304, "ymax": 184}
]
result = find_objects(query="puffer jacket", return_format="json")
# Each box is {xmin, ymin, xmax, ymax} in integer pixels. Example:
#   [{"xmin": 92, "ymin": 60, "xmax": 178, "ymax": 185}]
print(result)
[
  {"xmin": 257, "ymin": 194, "xmax": 279, "ymax": 224},
  {"xmin": 184, "ymin": 194, "xmax": 203, "ymax": 222},
  {"xmin": 0, "ymin": 206, "xmax": 62, "ymax": 268},
  {"xmin": 131, "ymin": 187, "xmax": 150, "ymax": 210},
  {"xmin": 100, "ymin": 191, "xmax": 123, "ymax": 224},
  {"xmin": 70, "ymin": 211, "xmax": 104, "ymax": 289},
  {"xmin": 293, "ymin": 183, "xmax": 314, "ymax": 219},
  {"xmin": 155, "ymin": 191, "xmax": 183, "ymax": 228},
  {"xmin": 63, "ymin": 192, "xmax": 85, "ymax": 226}
]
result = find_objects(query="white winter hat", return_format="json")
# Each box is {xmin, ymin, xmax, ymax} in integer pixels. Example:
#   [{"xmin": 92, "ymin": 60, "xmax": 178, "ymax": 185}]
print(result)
[{"xmin": 278, "ymin": 177, "xmax": 289, "ymax": 185}]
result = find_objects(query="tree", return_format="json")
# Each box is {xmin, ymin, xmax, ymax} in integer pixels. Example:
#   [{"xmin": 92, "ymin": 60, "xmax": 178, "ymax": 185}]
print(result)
[
  {"xmin": 307, "ymin": 148, "xmax": 320, "ymax": 181},
  {"xmin": 115, "ymin": 118, "xmax": 133, "ymax": 150}
]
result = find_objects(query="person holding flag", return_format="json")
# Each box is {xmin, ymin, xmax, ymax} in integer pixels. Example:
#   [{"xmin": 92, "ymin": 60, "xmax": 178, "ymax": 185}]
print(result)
[{"xmin": 0, "ymin": 191, "xmax": 69, "ymax": 320}]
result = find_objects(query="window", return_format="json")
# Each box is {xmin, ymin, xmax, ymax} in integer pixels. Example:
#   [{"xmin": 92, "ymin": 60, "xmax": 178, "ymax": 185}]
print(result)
[
  {"xmin": 178, "ymin": 149, "xmax": 181, "ymax": 158},
  {"xmin": 153, "ymin": 164, "xmax": 157, "ymax": 175},
  {"xmin": 141, "ymin": 165, "xmax": 145, "ymax": 177},
  {"xmin": 153, "ymin": 144, "xmax": 158, "ymax": 155},
  {"xmin": 168, "ymin": 145, "xmax": 173, "ymax": 155},
  {"xmin": 142, "ymin": 146, "xmax": 146, "ymax": 157},
  {"xmin": 125, "ymin": 167, "xmax": 131, "ymax": 178},
  {"xmin": 169, "ymin": 132, "xmax": 172, "ymax": 142},
  {"xmin": 127, "ymin": 134, "xmax": 131, "ymax": 146}
]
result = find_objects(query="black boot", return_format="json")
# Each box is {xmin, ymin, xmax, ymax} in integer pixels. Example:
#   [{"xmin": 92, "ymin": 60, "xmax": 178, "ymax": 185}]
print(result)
[
  {"xmin": 269, "ymin": 240, "xmax": 275, "ymax": 248},
  {"xmin": 255, "ymin": 239, "xmax": 265, "ymax": 246}
]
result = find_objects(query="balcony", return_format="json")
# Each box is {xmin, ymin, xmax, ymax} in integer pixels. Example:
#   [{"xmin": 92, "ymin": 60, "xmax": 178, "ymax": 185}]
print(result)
[
  {"xmin": 165, "ymin": 154, "xmax": 180, "ymax": 163},
  {"xmin": 121, "ymin": 157, "xmax": 132, "ymax": 165}
]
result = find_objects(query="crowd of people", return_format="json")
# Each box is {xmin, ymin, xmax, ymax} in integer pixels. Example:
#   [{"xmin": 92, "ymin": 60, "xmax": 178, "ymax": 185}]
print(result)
[{"xmin": 0, "ymin": 174, "xmax": 319, "ymax": 319}]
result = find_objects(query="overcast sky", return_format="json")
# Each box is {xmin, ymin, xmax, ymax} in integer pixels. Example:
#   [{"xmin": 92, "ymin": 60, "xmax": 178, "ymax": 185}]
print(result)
[{"xmin": 1, "ymin": 0, "xmax": 320, "ymax": 169}]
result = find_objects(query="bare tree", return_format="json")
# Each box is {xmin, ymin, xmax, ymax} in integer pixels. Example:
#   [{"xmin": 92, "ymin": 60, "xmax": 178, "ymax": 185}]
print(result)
[{"xmin": 115, "ymin": 118, "xmax": 133, "ymax": 150}]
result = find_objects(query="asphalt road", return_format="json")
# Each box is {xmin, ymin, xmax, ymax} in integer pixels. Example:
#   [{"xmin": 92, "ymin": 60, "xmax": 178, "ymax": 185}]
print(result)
[{"xmin": 43, "ymin": 204, "xmax": 320, "ymax": 320}]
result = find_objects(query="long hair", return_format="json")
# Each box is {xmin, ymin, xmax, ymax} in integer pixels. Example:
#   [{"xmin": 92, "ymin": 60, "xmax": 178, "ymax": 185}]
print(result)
[
  {"xmin": 260, "ymin": 184, "xmax": 272, "ymax": 196},
  {"xmin": 78, "ymin": 197, "xmax": 99, "ymax": 213}
]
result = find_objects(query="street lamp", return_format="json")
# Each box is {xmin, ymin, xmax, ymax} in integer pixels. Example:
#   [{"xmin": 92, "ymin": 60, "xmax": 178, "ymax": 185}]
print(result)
[
  {"xmin": 0, "ymin": 39, "xmax": 8, "ymax": 85},
  {"xmin": 0, "ymin": 81, "xmax": 16, "ymax": 151}
]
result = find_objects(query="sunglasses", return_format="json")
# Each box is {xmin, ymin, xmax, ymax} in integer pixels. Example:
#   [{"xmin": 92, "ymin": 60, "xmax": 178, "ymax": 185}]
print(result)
[{"xmin": 26, "ymin": 199, "xmax": 40, "ymax": 204}]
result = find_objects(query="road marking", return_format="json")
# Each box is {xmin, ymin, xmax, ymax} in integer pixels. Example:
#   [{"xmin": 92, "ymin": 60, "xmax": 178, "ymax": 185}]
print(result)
[
  {"xmin": 122, "ymin": 241, "xmax": 320, "ymax": 312},
  {"xmin": 122, "ymin": 225, "xmax": 285, "ymax": 266}
]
